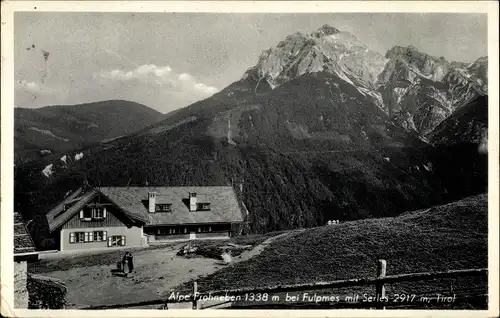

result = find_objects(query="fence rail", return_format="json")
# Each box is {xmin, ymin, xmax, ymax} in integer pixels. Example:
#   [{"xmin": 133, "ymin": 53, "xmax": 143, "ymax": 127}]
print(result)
[{"xmin": 84, "ymin": 259, "xmax": 488, "ymax": 310}]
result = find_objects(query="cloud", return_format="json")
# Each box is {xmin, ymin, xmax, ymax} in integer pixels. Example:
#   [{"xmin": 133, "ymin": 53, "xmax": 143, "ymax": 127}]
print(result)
[
  {"xmin": 16, "ymin": 80, "xmax": 56, "ymax": 95},
  {"xmin": 101, "ymin": 64, "xmax": 173, "ymax": 81},
  {"xmin": 17, "ymin": 80, "xmax": 41, "ymax": 92},
  {"xmin": 99, "ymin": 64, "xmax": 218, "ymax": 97},
  {"xmin": 178, "ymin": 73, "xmax": 193, "ymax": 81},
  {"xmin": 194, "ymin": 83, "xmax": 218, "ymax": 94}
]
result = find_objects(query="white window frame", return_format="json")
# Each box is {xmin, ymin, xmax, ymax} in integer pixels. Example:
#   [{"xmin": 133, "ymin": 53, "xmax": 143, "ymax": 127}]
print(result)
[
  {"xmin": 108, "ymin": 235, "xmax": 126, "ymax": 247},
  {"xmin": 80, "ymin": 206, "xmax": 107, "ymax": 221},
  {"xmin": 93, "ymin": 231, "xmax": 107, "ymax": 242},
  {"xmin": 71, "ymin": 231, "xmax": 107, "ymax": 243},
  {"xmin": 156, "ymin": 204, "xmax": 172, "ymax": 212},
  {"xmin": 81, "ymin": 209, "xmax": 92, "ymax": 221},
  {"xmin": 73, "ymin": 232, "xmax": 85, "ymax": 243},
  {"xmin": 93, "ymin": 207, "xmax": 105, "ymax": 219}
]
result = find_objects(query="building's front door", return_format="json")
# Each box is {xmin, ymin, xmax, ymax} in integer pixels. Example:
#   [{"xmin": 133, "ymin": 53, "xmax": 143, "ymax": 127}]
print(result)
[{"xmin": 189, "ymin": 231, "xmax": 196, "ymax": 240}]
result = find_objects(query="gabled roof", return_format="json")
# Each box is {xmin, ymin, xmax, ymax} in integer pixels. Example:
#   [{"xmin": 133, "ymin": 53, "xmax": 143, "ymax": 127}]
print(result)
[
  {"xmin": 98, "ymin": 186, "xmax": 245, "ymax": 226},
  {"xmin": 46, "ymin": 187, "xmax": 148, "ymax": 232},
  {"xmin": 14, "ymin": 212, "xmax": 36, "ymax": 254},
  {"xmin": 46, "ymin": 186, "xmax": 245, "ymax": 231}
]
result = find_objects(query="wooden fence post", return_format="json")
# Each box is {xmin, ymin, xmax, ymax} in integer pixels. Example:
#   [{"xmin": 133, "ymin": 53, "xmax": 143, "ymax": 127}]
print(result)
[
  {"xmin": 375, "ymin": 259, "xmax": 387, "ymax": 309},
  {"xmin": 192, "ymin": 281, "xmax": 198, "ymax": 309}
]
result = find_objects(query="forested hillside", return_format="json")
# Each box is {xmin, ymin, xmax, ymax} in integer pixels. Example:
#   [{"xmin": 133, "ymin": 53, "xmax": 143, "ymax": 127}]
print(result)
[{"xmin": 15, "ymin": 100, "xmax": 164, "ymax": 163}]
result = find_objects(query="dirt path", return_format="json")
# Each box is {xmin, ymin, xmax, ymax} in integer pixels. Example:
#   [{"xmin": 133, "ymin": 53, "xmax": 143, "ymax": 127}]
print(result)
[
  {"xmin": 35, "ymin": 232, "xmax": 298, "ymax": 309},
  {"xmin": 235, "ymin": 232, "xmax": 295, "ymax": 263}
]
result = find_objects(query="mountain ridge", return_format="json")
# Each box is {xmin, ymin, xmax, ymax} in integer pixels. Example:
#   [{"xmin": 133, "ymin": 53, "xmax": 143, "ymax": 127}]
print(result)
[{"xmin": 15, "ymin": 99, "xmax": 164, "ymax": 164}]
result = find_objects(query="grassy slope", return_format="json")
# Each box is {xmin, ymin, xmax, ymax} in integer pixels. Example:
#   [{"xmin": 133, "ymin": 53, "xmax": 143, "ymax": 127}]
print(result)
[{"xmin": 176, "ymin": 194, "xmax": 487, "ymax": 298}]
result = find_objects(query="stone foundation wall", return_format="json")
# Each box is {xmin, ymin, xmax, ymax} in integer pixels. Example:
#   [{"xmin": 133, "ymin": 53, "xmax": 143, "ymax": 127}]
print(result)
[{"xmin": 14, "ymin": 261, "xmax": 29, "ymax": 308}]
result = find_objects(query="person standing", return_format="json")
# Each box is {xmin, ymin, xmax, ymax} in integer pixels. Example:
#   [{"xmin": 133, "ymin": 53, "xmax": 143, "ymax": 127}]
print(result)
[
  {"xmin": 127, "ymin": 252, "xmax": 134, "ymax": 273},
  {"xmin": 122, "ymin": 252, "xmax": 130, "ymax": 277}
]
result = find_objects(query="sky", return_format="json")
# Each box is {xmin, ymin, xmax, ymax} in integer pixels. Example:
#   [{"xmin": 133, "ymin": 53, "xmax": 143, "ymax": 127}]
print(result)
[{"xmin": 14, "ymin": 13, "xmax": 487, "ymax": 114}]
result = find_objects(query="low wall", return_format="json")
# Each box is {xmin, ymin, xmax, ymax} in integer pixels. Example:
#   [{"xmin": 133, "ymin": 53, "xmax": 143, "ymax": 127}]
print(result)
[
  {"xmin": 150, "ymin": 232, "xmax": 230, "ymax": 243},
  {"xmin": 196, "ymin": 232, "xmax": 230, "ymax": 239},
  {"xmin": 153, "ymin": 234, "xmax": 191, "ymax": 241}
]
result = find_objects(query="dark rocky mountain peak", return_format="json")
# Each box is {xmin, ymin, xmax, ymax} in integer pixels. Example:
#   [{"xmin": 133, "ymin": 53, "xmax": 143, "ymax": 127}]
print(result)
[
  {"xmin": 383, "ymin": 45, "xmax": 451, "ymax": 83},
  {"xmin": 313, "ymin": 24, "xmax": 341, "ymax": 37},
  {"xmin": 238, "ymin": 24, "xmax": 388, "ymax": 111}
]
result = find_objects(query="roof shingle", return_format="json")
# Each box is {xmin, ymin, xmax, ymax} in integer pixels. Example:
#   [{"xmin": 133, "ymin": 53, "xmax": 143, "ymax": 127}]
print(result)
[
  {"xmin": 14, "ymin": 212, "xmax": 36, "ymax": 254},
  {"xmin": 99, "ymin": 186, "xmax": 245, "ymax": 226}
]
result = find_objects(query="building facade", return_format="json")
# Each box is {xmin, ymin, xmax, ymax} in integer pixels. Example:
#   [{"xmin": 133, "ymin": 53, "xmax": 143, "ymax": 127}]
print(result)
[{"xmin": 46, "ymin": 185, "xmax": 246, "ymax": 252}]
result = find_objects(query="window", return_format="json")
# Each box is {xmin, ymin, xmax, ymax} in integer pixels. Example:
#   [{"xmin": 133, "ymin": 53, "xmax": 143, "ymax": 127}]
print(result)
[
  {"xmin": 93, "ymin": 231, "xmax": 106, "ymax": 241},
  {"xmin": 166, "ymin": 228, "xmax": 182, "ymax": 235},
  {"xmin": 155, "ymin": 204, "xmax": 172, "ymax": 212},
  {"xmin": 108, "ymin": 235, "xmax": 125, "ymax": 247},
  {"xmin": 75, "ymin": 232, "xmax": 85, "ymax": 243},
  {"xmin": 197, "ymin": 226, "xmax": 213, "ymax": 233},
  {"xmin": 70, "ymin": 231, "xmax": 107, "ymax": 243},
  {"xmin": 82, "ymin": 209, "xmax": 92, "ymax": 219},
  {"xmin": 80, "ymin": 206, "xmax": 107, "ymax": 221},
  {"xmin": 197, "ymin": 203, "xmax": 211, "ymax": 211},
  {"xmin": 93, "ymin": 208, "xmax": 104, "ymax": 218}
]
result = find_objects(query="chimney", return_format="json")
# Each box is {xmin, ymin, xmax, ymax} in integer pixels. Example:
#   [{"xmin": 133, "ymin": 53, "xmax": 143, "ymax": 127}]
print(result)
[
  {"xmin": 82, "ymin": 179, "xmax": 91, "ymax": 192},
  {"xmin": 189, "ymin": 192, "xmax": 197, "ymax": 212},
  {"xmin": 148, "ymin": 192, "xmax": 156, "ymax": 213}
]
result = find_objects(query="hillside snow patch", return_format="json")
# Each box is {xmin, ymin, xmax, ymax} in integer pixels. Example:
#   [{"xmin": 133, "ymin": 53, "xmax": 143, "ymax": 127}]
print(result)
[
  {"xmin": 42, "ymin": 164, "xmax": 53, "ymax": 178},
  {"xmin": 29, "ymin": 127, "xmax": 69, "ymax": 142}
]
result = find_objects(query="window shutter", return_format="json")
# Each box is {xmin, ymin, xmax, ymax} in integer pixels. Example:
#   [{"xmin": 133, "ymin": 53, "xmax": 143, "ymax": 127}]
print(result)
[
  {"xmin": 103, "ymin": 208, "xmax": 107, "ymax": 218},
  {"xmin": 103, "ymin": 231, "xmax": 107, "ymax": 241},
  {"xmin": 108, "ymin": 237, "xmax": 112, "ymax": 247},
  {"xmin": 84, "ymin": 232, "xmax": 89, "ymax": 242},
  {"xmin": 70, "ymin": 232, "xmax": 75, "ymax": 243},
  {"xmin": 79, "ymin": 210, "xmax": 84, "ymax": 219},
  {"xmin": 89, "ymin": 232, "xmax": 94, "ymax": 242},
  {"xmin": 121, "ymin": 236, "xmax": 126, "ymax": 246}
]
